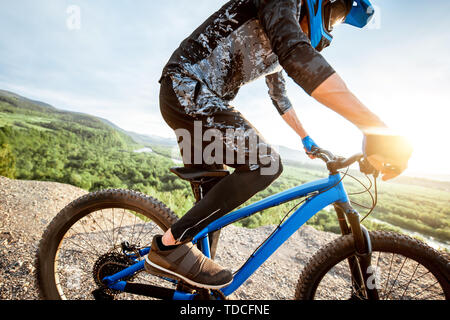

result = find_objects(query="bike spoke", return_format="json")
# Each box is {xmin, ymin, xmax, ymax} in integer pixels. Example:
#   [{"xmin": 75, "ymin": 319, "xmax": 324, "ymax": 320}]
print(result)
[
  {"xmin": 68, "ymin": 221, "xmax": 103, "ymax": 256},
  {"xmin": 420, "ymin": 290, "xmax": 445, "ymax": 300},
  {"xmin": 384, "ymin": 256, "xmax": 408, "ymax": 300},
  {"xmin": 137, "ymin": 224, "xmax": 158, "ymax": 248},
  {"xmin": 89, "ymin": 213, "xmax": 114, "ymax": 246},
  {"xmin": 133, "ymin": 222, "xmax": 147, "ymax": 247},
  {"xmin": 129, "ymin": 213, "xmax": 138, "ymax": 247},
  {"xmin": 115, "ymin": 209, "xmax": 127, "ymax": 245},
  {"xmin": 400, "ymin": 261, "xmax": 420, "ymax": 300},
  {"xmin": 410, "ymin": 280, "xmax": 440, "ymax": 299},
  {"xmin": 59, "ymin": 237, "xmax": 99, "ymax": 259},
  {"xmin": 111, "ymin": 208, "xmax": 115, "ymax": 246},
  {"xmin": 100, "ymin": 209, "xmax": 115, "ymax": 247},
  {"xmin": 382, "ymin": 252, "xmax": 395, "ymax": 300}
]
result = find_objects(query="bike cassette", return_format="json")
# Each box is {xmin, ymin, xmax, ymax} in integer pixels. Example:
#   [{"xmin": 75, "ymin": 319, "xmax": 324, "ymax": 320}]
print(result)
[{"xmin": 92, "ymin": 252, "xmax": 135, "ymax": 295}]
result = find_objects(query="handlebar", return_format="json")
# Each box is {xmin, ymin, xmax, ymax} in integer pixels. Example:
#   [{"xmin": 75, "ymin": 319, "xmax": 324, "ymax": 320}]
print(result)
[{"xmin": 310, "ymin": 147, "xmax": 378, "ymax": 176}]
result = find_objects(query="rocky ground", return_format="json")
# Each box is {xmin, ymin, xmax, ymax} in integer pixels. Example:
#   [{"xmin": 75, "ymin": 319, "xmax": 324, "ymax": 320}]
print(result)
[
  {"xmin": 0, "ymin": 176, "xmax": 447, "ymax": 300},
  {"xmin": 0, "ymin": 176, "xmax": 86, "ymax": 299}
]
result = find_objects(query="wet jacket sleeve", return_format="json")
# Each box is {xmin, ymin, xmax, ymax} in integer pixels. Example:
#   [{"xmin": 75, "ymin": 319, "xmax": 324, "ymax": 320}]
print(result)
[
  {"xmin": 256, "ymin": 0, "xmax": 336, "ymax": 95},
  {"xmin": 265, "ymin": 71, "xmax": 293, "ymax": 115}
]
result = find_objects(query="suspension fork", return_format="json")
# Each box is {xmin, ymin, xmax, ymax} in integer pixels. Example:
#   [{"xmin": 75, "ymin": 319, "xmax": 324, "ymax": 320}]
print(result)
[{"xmin": 334, "ymin": 202, "xmax": 379, "ymax": 300}]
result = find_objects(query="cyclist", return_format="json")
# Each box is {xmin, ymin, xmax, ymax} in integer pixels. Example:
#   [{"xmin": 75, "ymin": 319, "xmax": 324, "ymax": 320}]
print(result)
[{"xmin": 145, "ymin": 0, "xmax": 412, "ymax": 289}]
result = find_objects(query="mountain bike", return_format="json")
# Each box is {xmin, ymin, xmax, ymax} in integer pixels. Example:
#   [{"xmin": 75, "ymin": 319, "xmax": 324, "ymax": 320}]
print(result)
[{"xmin": 36, "ymin": 148, "xmax": 450, "ymax": 300}]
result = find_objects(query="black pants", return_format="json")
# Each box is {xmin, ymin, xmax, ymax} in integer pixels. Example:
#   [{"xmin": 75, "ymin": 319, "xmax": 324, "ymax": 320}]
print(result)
[{"xmin": 159, "ymin": 75, "xmax": 283, "ymax": 242}]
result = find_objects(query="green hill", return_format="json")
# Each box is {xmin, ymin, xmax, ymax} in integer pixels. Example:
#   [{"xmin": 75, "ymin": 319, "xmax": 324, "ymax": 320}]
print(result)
[{"xmin": 0, "ymin": 90, "xmax": 194, "ymax": 214}]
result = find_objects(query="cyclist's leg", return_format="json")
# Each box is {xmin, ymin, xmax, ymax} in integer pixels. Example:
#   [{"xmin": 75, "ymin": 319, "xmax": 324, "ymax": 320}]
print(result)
[
  {"xmin": 146, "ymin": 75, "xmax": 282, "ymax": 288},
  {"xmin": 145, "ymin": 76, "xmax": 236, "ymax": 288},
  {"xmin": 159, "ymin": 76, "xmax": 283, "ymax": 243},
  {"xmin": 171, "ymin": 164, "xmax": 283, "ymax": 241}
]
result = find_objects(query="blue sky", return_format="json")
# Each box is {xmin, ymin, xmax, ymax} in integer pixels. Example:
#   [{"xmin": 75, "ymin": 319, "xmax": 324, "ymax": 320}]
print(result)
[{"xmin": 1, "ymin": 0, "xmax": 449, "ymax": 176}]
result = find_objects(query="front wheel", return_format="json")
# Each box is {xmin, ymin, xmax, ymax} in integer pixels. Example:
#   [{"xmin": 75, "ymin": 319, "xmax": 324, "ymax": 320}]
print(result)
[{"xmin": 295, "ymin": 231, "xmax": 450, "ymax": 300}]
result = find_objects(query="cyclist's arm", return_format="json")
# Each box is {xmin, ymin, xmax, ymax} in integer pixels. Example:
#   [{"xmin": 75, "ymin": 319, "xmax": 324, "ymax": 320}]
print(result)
[
  {"xmin": 282, "ymin": 108, "xmax": 318, "ymax": 159},
  {"xmin": 265, "ymin": 71, "xmax": 311, "ymax": 142},
  {"xmin": 265, "ymin": 71, "xmax": 293, "ymax": 116},
  {"xmin": 281, "ymin": 108, "xmax": 308, "ymax": 139},
  {"xmin": 266, "ymin": 71, "xmax": 315, "ymax": 154},
  {"xmin": 311, "ymin": 73, "xmax": 387, "ymax": 131}
]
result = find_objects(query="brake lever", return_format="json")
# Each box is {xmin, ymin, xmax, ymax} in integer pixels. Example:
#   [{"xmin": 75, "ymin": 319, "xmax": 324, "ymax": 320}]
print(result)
[{"xmin": 358, "ymin": 158, "xmax": 379, "ymax": 178}]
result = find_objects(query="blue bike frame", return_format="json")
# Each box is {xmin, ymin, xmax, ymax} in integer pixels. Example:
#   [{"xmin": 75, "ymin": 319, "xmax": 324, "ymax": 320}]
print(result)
[{"xmin": 103, "ymin": 172, "xmax": 350, "ymax": 299}]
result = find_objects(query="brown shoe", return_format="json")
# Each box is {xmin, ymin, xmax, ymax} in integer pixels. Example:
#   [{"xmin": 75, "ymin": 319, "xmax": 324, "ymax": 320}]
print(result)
[{"xmin": 144, "ymin": 235, "xmax": 233, "ymax": 289}]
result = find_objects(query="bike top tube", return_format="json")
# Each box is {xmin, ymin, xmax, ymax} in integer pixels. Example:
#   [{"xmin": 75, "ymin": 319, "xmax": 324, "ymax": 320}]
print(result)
[{"xmin": 192, "ymin": 172, "xmax": 349, "ymax": 244}]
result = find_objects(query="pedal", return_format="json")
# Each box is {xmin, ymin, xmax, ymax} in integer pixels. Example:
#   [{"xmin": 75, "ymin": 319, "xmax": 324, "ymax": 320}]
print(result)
[
  {"xmin": 176, "ymin": 281, "xmax": 197, "ymax": 294},
  {"xmin": 211, "ymin": 289, "xmax": 227, "ymax": 300},
  {"xmin": 92, "ymin": 288, "xmax": 115, "ymax": 300}
]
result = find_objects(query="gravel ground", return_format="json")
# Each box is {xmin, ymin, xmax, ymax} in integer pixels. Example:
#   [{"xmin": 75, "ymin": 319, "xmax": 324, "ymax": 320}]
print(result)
[
  {"xmin": 0, "ymin": 176, "xmax": 86, "ymax": 299},
  {"xmin": 0, "ymin": 176, "xmax": 447, "ymax": 300}
]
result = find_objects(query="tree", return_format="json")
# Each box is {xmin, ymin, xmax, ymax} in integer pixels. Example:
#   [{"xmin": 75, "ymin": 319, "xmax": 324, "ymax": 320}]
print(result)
[{"xmin": 0, "ymin": 142, "xmax": 16, "ymax": 178}]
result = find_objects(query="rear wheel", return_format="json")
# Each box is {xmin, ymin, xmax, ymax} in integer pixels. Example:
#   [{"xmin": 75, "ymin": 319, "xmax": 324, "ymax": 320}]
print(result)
[
  {"xmin": 36, "ymin": 189, "xmax": 178, "ymax": 300},
  {"xmin": 295, "ymin": 231, "xmax": 450, "ymax": 300}
]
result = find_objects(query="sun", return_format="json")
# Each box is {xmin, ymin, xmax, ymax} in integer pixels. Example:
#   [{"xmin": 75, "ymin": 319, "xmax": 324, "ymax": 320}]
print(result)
[{"xmin": 382, "ymin": 107, "xmax": 450, "ymax": 177}]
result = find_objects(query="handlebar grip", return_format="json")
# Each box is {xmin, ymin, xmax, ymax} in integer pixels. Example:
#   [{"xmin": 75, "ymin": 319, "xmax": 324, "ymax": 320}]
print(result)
[
  {"xmin": 310, "ymin": 147, "xmax": 330, "ymax": 163},
  {"xmin": 311, "ymin": 147, "xmax": 335, "ymax": 161},
  {"xmin": 326, "ymin": 153, "xmax": 363, "ymax": 173}
]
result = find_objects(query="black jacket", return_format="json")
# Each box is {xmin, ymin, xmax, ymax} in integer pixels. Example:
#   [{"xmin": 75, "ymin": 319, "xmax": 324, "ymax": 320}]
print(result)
[{"xmin": 161, "ymin": 0, "xmax": 335, "ymax": 115}]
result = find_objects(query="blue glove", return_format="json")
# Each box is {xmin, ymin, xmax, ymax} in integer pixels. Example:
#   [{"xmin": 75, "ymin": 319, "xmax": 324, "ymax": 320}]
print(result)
[{"xmin": 302, "ymin": 136, "xmax": 319, "ymax": 153}]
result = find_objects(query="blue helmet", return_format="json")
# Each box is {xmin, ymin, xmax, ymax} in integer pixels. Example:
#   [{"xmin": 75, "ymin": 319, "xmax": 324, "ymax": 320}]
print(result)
[{"xmin": 303, "ymin": 0, "xmax": 375, "ymax": 51}]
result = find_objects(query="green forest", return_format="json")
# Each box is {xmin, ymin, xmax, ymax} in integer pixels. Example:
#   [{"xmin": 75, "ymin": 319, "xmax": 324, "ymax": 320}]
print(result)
[{"xmin": 0, "ymin": 90, "xmax": 449, "ymax": 249}]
